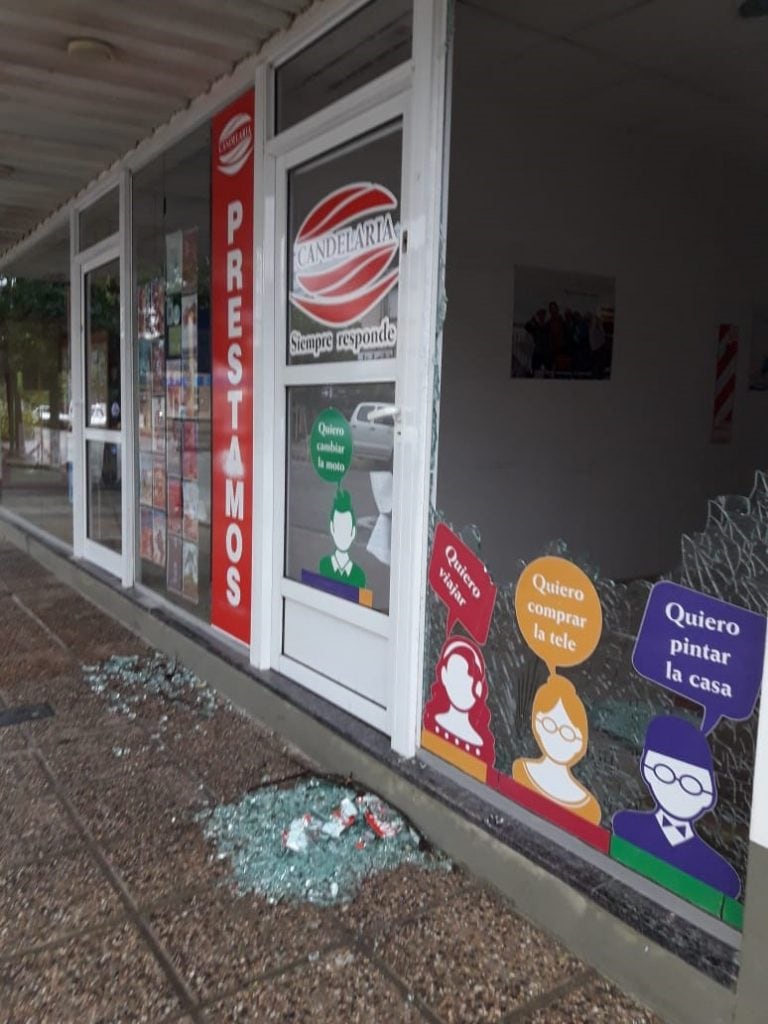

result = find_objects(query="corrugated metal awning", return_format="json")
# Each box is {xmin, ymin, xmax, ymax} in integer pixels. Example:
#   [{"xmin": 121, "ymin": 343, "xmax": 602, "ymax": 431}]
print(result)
[{"xmin": 0, "ymin": 0, "xmax": 311, "ymax": 253}]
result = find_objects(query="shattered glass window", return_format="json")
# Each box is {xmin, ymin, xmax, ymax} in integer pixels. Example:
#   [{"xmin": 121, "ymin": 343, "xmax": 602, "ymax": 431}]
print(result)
[
  {"xmin": 423, "ymin": 473, "xmax": 768, "ymax": 901},
  {"xmin": 427, "ymin": 0, "xmax": 768, "ymax": 925}
]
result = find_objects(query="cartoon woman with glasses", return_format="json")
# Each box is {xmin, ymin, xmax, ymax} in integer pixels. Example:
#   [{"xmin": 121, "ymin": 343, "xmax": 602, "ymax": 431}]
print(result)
[{"xmin": 512, "ymin": 674, "xmax": 602, "ymax": 824}]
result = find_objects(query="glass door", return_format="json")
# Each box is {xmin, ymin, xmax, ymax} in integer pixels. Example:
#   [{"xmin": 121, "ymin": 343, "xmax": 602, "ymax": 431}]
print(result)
[
  {"xmin": 81, "ymin": 252, "xmax": 123, "ymax": 577},
  {"xmin": 274, "ymin": 111, "xmax": 406, "ymax": 733}
]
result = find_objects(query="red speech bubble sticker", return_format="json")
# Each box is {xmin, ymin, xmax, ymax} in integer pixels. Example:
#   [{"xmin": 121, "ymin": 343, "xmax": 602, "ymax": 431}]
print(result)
[{"xmin": 428, "ymin": 523, "xmax": 498, "ymax": 645}]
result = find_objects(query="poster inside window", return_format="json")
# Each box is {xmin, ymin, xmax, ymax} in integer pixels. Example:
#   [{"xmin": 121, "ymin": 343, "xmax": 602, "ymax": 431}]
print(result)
[{"xmin": 133, "ymin": 127, "xmax": 211, "ymax": 617}]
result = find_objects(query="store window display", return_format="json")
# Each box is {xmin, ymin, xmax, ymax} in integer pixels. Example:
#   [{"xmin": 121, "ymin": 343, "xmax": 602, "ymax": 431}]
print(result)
[{"xmin": 133, "ymin": 127, "xmax": 212, "ymax": 617}]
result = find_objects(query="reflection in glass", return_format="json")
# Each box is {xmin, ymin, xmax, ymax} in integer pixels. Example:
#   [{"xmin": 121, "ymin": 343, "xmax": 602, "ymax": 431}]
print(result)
[
  {"xmin": 85, "ymin": 259, "xmax": 121, "ymax": 429},
  {"xmin": 275, "ymin": 0, "xmax": 412, "ymax": 133},
  {"xmin": 132, "ymin": 124, "xmax": 212, "ymax": 621},
  {"xmin": 286, "ymin": 383, "xmax": 395, "ymax": 613},
  {"xmin": 0, "ymin": 222, "xmax": 73, "ymax": 546},
  {"xmin": 78, "ymin": 188, "xmax": 119, "ymax": 251},
  {"xmin": 87, "ymin": 440, "xmax": 121, "ymax": 552}
]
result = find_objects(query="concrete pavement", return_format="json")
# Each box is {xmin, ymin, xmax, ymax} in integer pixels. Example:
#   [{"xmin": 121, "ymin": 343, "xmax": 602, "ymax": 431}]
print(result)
[{"xmin": 0, "ymin": 541, "xmax": 661, "ymax": 1023}]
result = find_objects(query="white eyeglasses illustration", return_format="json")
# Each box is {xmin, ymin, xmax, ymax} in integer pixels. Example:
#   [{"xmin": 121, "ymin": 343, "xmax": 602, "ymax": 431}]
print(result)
[
  {"xmin": 536, "ymin": 714, "xmax": 582, "ymax": 743},
  {"xmin": 643, "ymin": 760, "xmax": 713, "ymax": 797}
]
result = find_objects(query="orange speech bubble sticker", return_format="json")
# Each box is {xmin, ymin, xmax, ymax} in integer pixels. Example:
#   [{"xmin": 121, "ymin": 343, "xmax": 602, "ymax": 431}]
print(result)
[{"xmin": 515, "ymin": 556, "xmax": 602, "ymax": 672}]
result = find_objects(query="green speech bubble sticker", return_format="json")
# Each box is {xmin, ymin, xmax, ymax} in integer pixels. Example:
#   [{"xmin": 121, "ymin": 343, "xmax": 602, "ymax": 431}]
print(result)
[{"xmin": 309, "ymin": 408, "xmax": 352, "ymax": 483}]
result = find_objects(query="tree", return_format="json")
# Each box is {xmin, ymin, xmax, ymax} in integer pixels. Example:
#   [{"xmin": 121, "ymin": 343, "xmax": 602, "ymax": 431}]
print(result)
[{"xmin": 0, "ymin": 275, "xmax": 69, "ymax": 457}]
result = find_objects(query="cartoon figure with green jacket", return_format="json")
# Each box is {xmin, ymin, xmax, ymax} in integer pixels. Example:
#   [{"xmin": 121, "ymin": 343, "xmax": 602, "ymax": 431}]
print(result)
[{"xmin": 319, "ymin": 488, "xmax": 366, "ymax": 588}]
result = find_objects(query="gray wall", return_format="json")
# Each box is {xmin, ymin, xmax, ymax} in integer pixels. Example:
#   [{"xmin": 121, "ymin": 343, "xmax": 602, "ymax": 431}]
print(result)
[{"xmin": 437, "ymin": 6, "xmax": 768, "ymax": 584}]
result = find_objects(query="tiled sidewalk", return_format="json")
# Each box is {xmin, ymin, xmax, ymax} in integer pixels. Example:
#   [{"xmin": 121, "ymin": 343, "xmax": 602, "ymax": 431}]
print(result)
[{"xmin": 0, "ymin": 541, "xmax": 662, "ymax": 1023}]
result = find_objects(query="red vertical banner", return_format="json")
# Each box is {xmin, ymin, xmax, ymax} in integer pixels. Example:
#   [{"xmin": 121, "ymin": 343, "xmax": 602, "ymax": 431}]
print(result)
[{"xmin": 211, "ymin": 91, "xmax": 254, "ymax": 644}]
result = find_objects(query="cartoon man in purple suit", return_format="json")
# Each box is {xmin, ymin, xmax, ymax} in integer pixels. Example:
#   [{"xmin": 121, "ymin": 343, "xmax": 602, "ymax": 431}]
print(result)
[{"xmin": 612, "ymin": 716, "xmax": 740, "ymax": 898}]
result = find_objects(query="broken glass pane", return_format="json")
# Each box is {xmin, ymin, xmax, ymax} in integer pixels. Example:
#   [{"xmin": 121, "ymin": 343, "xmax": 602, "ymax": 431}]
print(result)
[{"xmin": 424, "ymin": 470, "xmax": 768, "ymax": 889}]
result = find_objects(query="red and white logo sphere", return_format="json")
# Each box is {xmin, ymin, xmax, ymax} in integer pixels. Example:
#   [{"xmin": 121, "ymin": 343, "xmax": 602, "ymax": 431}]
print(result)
[
  {"xmin": 217, "ymin": 113, "xmax": 253, "ymax": 177},
  {"xmin": 290, "ymin": 182, "xmax": 399, "ymax": 328}
]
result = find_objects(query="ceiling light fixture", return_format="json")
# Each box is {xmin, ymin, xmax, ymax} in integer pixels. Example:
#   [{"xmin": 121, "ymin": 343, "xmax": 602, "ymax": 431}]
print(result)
[
  {"xmin": 66, "ymin": 37, "xmax": 115, "ymax": 61},
  {"xmin": 739, "ymin": 0, "xmax": 768, "ymax": 17}
]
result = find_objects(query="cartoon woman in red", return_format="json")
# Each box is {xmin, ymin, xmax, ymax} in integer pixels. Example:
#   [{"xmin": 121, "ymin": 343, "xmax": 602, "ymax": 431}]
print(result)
[{"xmin": 422, "ymin": 635, "xmax": 495, "ymax": 767}]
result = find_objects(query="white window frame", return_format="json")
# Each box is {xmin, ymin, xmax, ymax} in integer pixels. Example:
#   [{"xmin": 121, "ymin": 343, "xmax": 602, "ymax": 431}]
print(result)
[
  {"xmin": 269, "ymin": 96, "xmax": 409, "ymax": 735},
  {"xmin": 0, "ymin": 0, "xmax": 450, "ymax": 761},
  {"xmin": 253, "ymin": 0, "xmax": 449, "ymax": 755},
  {"xmin": 73, "ymin": 234, "xmax": 124, "ymax": 580}
]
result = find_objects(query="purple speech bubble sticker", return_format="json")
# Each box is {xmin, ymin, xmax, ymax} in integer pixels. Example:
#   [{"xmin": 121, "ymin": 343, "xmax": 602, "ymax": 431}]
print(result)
[{"xmin": 632, "ymin": 581, "xmax": 766, "ymax": 734}]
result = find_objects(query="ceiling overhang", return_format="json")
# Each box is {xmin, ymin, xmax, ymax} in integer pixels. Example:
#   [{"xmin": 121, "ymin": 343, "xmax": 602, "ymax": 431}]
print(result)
[{"xmin": 0, "ymin": 0, "xmax": 312, "ymax": 256}]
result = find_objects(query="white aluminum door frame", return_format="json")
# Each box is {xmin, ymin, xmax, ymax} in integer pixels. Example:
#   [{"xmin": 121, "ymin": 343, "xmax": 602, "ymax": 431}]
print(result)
[
  {"xmin": 73, "ymin": 236, "xmax": 126, "ymax": 581},
  {"xmin": 270, "ymin": 93, "xmax": 410, "ymax": 733},
  {"xmin": 388, "ymin": 0, "xmax": 450, "ymax": 755},
  {"xmin": 250, "ymin": 48, "xmax": 415, "ymax": 682},
  {"xmin": 253, "ymin": 0, "xmax": 449, "ymax": 754}
]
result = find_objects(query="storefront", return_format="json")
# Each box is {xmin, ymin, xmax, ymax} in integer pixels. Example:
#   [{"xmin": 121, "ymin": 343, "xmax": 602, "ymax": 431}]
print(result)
[
  {"xmin": 422, "ymin": 0, "xmax": 768, "ymax": 925},
  {"xmin": 0, "ymin": 0, "xmax": 443, "ymax": 736},
  {"xmin": 2, "ymin": 2, "xmax": 768, "ymax": 1020}
]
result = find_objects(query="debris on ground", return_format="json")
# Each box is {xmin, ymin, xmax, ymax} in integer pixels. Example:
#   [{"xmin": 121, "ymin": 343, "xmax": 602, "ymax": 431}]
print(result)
[
  {"xmin": 199, "ymin": 776, "xmax": 447, "ymax": 905},
  {"xmin": 83, "ymin": 654, "xmax": 218, "ymax": 723},
  {"xmin": 84, "ymin": 658, "xmax": 447, "ymax": 903}
]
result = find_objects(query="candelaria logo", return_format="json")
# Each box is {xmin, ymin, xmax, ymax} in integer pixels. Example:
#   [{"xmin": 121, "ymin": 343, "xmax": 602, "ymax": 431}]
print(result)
[
  {"xmin": 290, "ymin": 182, "xmax": 400, "ymax": 329},
  {"xmin": 217, "ymin": 112, "xmax": 253, "ymax": 177}
]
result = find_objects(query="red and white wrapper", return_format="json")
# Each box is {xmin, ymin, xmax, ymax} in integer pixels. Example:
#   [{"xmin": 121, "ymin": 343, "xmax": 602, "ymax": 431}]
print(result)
[
  {"xmin": 321, "ymin": 797, "xmax": 358, "ymax": 839},
  {"xmin": 359, "ymin": 794, "xmax": 404, "ymax": 839},
  {"xmin": 282, "ymin": 814, "xmax": 318, "ymax": 853},
  {"xmin": 281, "ymin": 794, "xmax": 406, "ymax": 853}
]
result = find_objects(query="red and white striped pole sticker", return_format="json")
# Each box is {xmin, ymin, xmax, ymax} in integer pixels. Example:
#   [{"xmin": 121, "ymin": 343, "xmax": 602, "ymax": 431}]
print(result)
[{"xmin": 711, "ymin": 324, "xmax": 738, "ymax": 444}]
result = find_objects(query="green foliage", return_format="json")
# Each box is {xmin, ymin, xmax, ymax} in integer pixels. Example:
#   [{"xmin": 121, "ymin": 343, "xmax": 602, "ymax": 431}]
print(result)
[
  {"xmin": 0, "ymin": 275, "xmax": 71, "ymax": 448},
  {"xmin": 0, "ymin": 275, "xmax": 68, "ymax": 322},
  {"xmin": 0, "ymin": 276, "xmax": 69, "ymax": 381}
]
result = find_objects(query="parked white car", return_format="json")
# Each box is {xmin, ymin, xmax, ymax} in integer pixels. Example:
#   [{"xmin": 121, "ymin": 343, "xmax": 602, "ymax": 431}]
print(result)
[
  {"xmin": 349, "ymin": 402, "xmax": 395, "ymax": 462},
  {"xmin": 32, "ymin": 404, "xmax": 71, "ymax": 425}
]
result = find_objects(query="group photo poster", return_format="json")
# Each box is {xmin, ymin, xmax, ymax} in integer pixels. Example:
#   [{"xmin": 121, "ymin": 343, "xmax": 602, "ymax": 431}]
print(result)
[{"xmin": 510, "ymin": 264, "xmax": 615, "ymax": 381}]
